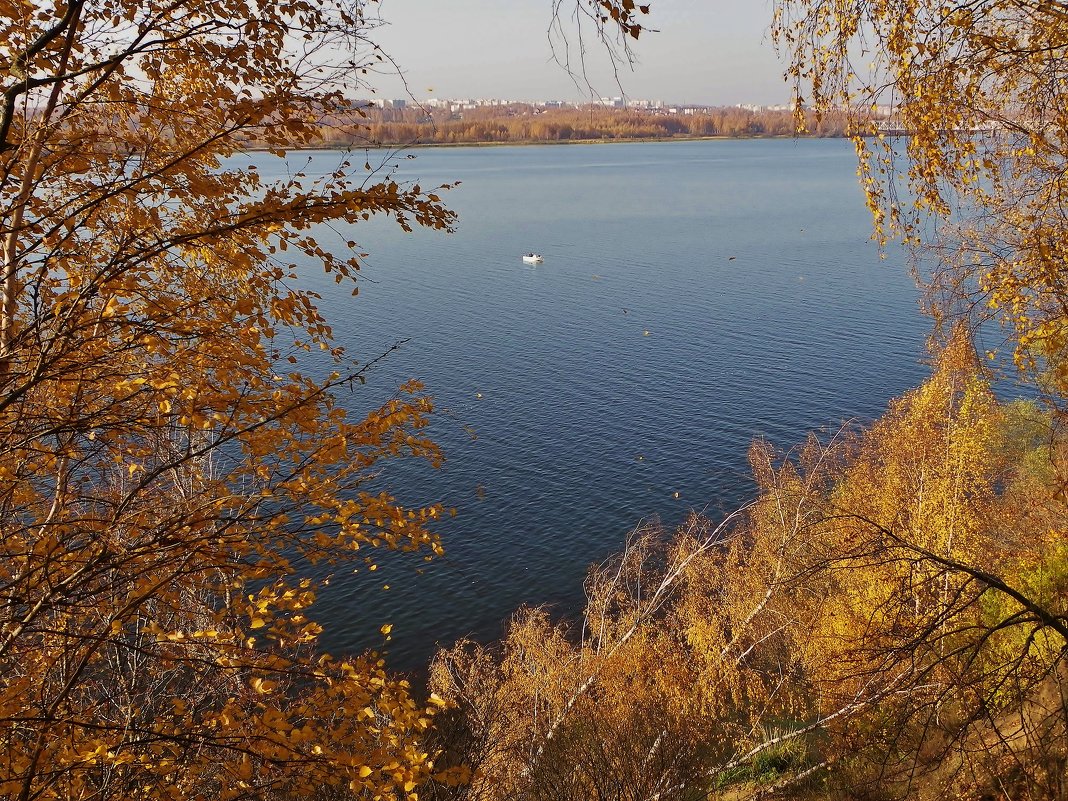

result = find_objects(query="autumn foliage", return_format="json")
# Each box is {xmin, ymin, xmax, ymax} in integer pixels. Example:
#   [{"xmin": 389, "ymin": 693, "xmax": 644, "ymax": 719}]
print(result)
[
  {"xmin": 774, "ymin": 0, "xmax": 1068, "ymax": 398},
  {"xmin": 299, "ymin": 104, "xmax": 851, "ymax": 148},
  {"xmin": 406, "ymin": 3, "xmax": 1068, "ymax": 798},
  {"xmin": 0, "ymin": 0, "xmax": 458, "ymax": 799},
  {"xmin": 3, "ymin": 1, "xmax": 1068, "ymax": 800},
  {"xmin": 422, "ymin": 334, "xmax": 1068, "ymax": 801}
]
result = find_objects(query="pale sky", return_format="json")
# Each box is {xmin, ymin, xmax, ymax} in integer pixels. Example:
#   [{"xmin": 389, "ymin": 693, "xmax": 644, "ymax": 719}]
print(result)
[{"xmin": 367, "ymin": 1, "xmax": 789, "ymax": 106}]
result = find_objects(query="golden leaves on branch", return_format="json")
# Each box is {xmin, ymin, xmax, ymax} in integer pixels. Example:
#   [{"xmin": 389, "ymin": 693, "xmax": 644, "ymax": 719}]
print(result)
[
  {"xmin": 592, "ymin": 0, "xmax": 651, "ymax": 40},
  {"xmin": 0, "ymin": 0, "xmax": 457, "ymax": 798},
  {"xmin": 774, "ymin": 0, "xmax": 1068, "ymax": 404},
  {"xmin": 426, "ymin": 335, "xmax": 1067, "ymax": 800}
]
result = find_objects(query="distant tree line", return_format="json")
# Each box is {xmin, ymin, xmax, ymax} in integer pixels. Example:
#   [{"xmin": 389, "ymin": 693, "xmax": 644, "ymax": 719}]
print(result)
[{"xmin": 291, "ymin": 104, "xmax": 853, "ymax": 147}]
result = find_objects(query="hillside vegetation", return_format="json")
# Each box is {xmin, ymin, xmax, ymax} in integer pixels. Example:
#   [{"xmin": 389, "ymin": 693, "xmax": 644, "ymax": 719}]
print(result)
[{"xmin": 417, "ymin": 333, "xmax": 1067, "ymax": 800}]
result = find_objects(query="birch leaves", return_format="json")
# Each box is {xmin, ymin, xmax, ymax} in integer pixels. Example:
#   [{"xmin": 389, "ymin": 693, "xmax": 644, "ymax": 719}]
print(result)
[{"xmin": 0, "ymin": 1, "xmax": 454, "ymax": 798}]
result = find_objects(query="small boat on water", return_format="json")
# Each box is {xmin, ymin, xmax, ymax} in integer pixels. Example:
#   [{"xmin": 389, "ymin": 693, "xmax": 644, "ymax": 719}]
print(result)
[{"xmin": 522, "ymin": 253, "xmax": 543, "ymax": 264}]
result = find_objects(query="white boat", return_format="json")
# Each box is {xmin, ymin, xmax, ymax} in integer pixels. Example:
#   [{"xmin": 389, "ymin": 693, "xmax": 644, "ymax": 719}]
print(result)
[{"xmin": 522, "ymin": 253, "xmax": 543, "ymax": 264}]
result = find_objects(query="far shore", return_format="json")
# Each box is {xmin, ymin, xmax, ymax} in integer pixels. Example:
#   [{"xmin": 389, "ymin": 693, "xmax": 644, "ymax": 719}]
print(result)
[
  {"xmin": 381, "ymin": 132, "xmax": 839, "ymax": 148},
  {"xmin": 245, "ymin": 131, "xmax": 851, "ymax": 153}
]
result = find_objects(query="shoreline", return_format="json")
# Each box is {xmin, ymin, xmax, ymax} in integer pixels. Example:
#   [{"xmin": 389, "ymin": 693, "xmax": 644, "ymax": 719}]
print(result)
[
  {"xmin": 244, "ymin": 132, "xmax": 849, "ymax": 153},
  {"xmin": 376, "ymin": 133, "xmax": 817, "ymax": 148}
]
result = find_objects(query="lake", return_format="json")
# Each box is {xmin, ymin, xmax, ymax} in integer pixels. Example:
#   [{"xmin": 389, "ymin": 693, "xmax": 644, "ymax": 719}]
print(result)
[{"xmin": 260, "ymin": 138, "xmax": 931, "ymax": 672}]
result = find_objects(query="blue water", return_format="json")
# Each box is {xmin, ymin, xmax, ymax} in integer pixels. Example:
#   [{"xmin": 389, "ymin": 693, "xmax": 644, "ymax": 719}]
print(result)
[{"xmin": 255, "ymin": 139, "xmax": 930, "ymax": 672}]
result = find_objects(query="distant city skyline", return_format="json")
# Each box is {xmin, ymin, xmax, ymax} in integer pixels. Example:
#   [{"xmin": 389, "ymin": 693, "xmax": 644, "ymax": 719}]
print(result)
[
  {"xmin": 365, "ymin": 96, "xmax": 802, "ymax": 114},
  {"xmin": 367, "ymin": 0, "xmax": 789, "ymax": 107}
]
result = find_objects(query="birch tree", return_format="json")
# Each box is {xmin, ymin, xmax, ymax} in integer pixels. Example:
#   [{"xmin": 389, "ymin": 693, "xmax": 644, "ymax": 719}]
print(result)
[{"xmin": 0, "ymin": 1, "xmax": 457, "ymax": 798}]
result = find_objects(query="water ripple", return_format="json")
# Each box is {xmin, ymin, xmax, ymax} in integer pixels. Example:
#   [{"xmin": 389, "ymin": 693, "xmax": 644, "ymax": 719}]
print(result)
[{"xmin": 245, "ymin": 139, "xmax": 932, "ymax": 672}]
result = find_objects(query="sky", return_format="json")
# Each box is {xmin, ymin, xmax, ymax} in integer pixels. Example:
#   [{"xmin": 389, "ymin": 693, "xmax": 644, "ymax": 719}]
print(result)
[{"xmin": 366, "ymin": 1, "xmax": 789, "ymax": 106}]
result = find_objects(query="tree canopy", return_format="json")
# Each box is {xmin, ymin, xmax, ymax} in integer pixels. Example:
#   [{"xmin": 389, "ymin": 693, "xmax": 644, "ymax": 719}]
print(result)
[
  {"xmin": 0, "ymin": 1, "xmax": 459, "ymax": 798},
  {"xmin": 3, "ymin": 1, "xmax": 1067, "ymax": 799},
  {"xmin": 774, "ymin": 0, "xmax": 1068, "ymax": 403}
]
